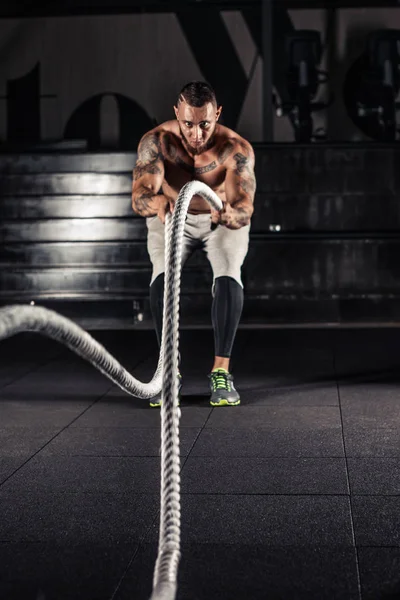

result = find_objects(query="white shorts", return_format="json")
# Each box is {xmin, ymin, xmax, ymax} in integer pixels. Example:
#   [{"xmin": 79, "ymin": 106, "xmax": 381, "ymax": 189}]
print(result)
[{"xmin": 146, "ymin": 213, "xmax": 250, "ymax": 289}]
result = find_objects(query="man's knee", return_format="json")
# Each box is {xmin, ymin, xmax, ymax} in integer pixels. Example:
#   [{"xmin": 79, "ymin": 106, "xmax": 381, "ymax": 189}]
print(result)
[
  {"xmin": 150, "ymin": 268, "xmax": 165, "ymax": 286},
  {"xmin": 212, "ymin": 272, "xmax": 243, "ymax": 296},
  {"xmin": 214, "ymin": 276, "xmax": 243, "ymax": 297}
]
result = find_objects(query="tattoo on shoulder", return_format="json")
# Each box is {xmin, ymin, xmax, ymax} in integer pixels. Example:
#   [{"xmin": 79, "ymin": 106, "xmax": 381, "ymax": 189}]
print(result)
[
  {"xmin": 138, "ymin": 132, "xmax": 163, "ymax": 163},
  {"xmin": 133, "ymin": 132, "xmax": 164, "ymax": 180},
  {"xmin": 217, "ymin": 140, "xmax": 235, "ymax": 165},
  {"xmin": 233, "ymin": 152, "xmax": 251, "ymax": 174}
]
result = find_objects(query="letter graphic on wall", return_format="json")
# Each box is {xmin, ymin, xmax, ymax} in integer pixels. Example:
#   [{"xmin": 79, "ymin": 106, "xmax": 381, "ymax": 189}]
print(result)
[{"xmin": 64, "ymin": 93, "xmax": 154, "ymax": 150}]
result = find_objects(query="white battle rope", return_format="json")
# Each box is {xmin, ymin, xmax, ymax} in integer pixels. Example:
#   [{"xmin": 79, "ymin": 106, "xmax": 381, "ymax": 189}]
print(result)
[{"xmin": 0, "ymin": 181, "xmax": 223, "ymax": 600}]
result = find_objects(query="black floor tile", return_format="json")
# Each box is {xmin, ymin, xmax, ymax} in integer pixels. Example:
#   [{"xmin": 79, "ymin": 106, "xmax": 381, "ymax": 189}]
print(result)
[
  {"xmin": 202, "ymin": 406, "xmax": 344, "ymax": 456},
  {"xmin": 0, "ymin": 426, "xmax": 62, "ymax": 457},
  {"xmin": 237, "ymin": 363, "xmax": 336, "ymax": 390},
  {"xmin": 40, "ymin": 426, "xmax": 201, "ymax": 457},
  {"xmin": 0, "ymin": 491, "xmax": 157, "ymax": 543},
  {"xmin": 344, "ymin": 426, "xmax": 400, "ymax": 458},
  {"xmin": 0, "ymin": 386, "xmax": 108, "ymax": 401},
  {"xmin": 358, "ymin": 547, "xmax": 400, "ymax": 600},
  {"xmin": 73, "ymin": 404, "xmax": 212, "ymax": 428},
  {"xmin": 145, "ymin": 495, "xmax": 354, "ymax": 546},
  {"xmin": 205, "ymin": 405, "xmax": 342, "ymax": 429},
  {"xmin": 181, "ymin": 457, "xmax": 349, "ymax": 494},
  {"xmin": 330, "ymin": 385, "xmax": 400, "ymax": 458},
  {"xmin": 339, "ymin": 383, "xmax": 400, "ymax": 408},
  {"xmin": 0, "ymin": 362, "xmax": 50, "ymax": 390},
  {"xmin": 0, "ymin": 541, "xmax": 136, "ymax": 600},
  {"xmin": 341, "ymin": 401, "xmax": 400, "ymax": 458},
  {"xmin": 2, "ymin": 456, "xmax": 161, "ymax": 494},
  {"xmin": 236, "ymin": 383, "xmax": 339, "ymax": 406},
  {"xmin": 114, "ymin": 543, "xmax": 360, "ymax": 600},
  {"xmin": 348, "ymin": 459, "xmax": 400, "ymax": 494},
  {"xmin": 191, "ymin": 427, "xmax": 345, "ymax": 457},
  {"xmin": 0, "ymin": 458, "xmax": 28, "ymax": 482},
  {"xmin": 0, "ymin": 364, "xmax": 113, "ymax": 398},
  {"xmin": 352, "ymin": 497, "xmax": 400, "ymax": 546},
  {"xmin": 0, "ymin": 400, "xmax": 94, "ymax": 427},
  {"xmin": 229, "ymin": 371, "xmax": 337, "ymax": 393}
]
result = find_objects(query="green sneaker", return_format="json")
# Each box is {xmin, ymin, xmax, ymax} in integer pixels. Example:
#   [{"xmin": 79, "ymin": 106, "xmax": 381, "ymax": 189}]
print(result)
[
  {"xmin": 209, "ymin": 368, "xmax": 240, "ymax": 406},
  {"xmin": 149, "ymin": 374, "xmax": 182, "ymax": 408}
]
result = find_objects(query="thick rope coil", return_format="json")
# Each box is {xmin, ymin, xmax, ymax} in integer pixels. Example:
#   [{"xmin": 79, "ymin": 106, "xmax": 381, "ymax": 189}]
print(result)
[
  {"xmin": 0, "ymin": 303, "xmax": 163, "ymax": 399},
  {"xmin": 0, "ymin": 181, "xmax": 223, "ymax": 600}
]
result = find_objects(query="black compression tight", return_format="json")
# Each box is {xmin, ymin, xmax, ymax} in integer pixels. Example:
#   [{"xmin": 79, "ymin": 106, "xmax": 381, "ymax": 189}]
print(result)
[
  {"xmin": 211, "ymin": 276, "xmax": 244, "ymax": 358},
  {"xmin": 149, "ymin": 274, "xmax": 243, "ymax": 358},
  {"xmin": 149, "ymin": 273, "xmax": 165, "ymax": 348}
]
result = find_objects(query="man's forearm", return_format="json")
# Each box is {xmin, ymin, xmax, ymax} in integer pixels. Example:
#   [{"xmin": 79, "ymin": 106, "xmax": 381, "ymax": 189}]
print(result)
[
  {"xmin": 231, "ymin": 197, "xmax": 254, "ymax": 227},
  {"xmin": 132, "ymin": 185, "xmax": 162, "ymax": 217}
]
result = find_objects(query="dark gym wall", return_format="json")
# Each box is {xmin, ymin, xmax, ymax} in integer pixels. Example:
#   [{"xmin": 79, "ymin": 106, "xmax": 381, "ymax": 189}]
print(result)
[{"xmin": 1, "ymin": 8, "xmax": 400, "ymax": 147}]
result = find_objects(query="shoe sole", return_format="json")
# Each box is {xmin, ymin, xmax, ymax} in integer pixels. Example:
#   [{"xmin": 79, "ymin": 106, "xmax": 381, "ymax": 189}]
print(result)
[
  {"xmin": 210, "ymin": 398, "xmax": 240, "ymax": 407},
  {"xmin": 150, "ymin": 381, "xmax": 182, "ymax": 408},
  {"xmin": 149, "ymin": 402, "xmax": 181, "ymax": 408},
  {"xmin": 151, "ymin": 399, "xmax": 238, "ymax": 407},
  {"xmin": 149, "ymin": 398, "xmax": 181, "ymax": 408}
]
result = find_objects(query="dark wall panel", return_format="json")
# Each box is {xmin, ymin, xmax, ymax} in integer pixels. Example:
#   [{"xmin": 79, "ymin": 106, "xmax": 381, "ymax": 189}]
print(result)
[
  {"xmin": 0, "ymin": 218, "xmax": 145, "ymax": 243},
  {"xmin": 0, "ymin": 268, "xmax": 211, "ymax": 297},
  {"xmin": 1, "ymin": 196, "xmax": 132, "ymax": 219},
  {"xmin": 0, "ymin": 153, "xmax": 136, "ymax": 174},
  {"xmin": 1, "ymin": 144, "xmax": 400, "ymax": 326},
  {"xmin": 0, "ymin": 173, "xmax": 131, "ymax": 195},
  {"xmin": 254, "ymin": 145, "xmax": 398, "ymax": 195},
  {"xmin": 4, "ymin": 192, "xmax": 400, "ymax": 233},
  {"xmin": 2, "ymin": 238, "xmax": 400, "ymax": 298},
  {"xmin": 245, "ymin": 239, "xmax": 400, "ymax": 296},
  {"xmin": 252, "ymin": 193, "xmax": 400, "ymax": 233},
  {"xmin": 0, "ymin": 242, "xmax": 150, "ymax": 266}
]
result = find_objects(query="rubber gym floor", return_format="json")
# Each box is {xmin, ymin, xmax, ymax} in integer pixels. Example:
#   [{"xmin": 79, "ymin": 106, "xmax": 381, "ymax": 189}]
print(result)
[{"xmin": 0, "ymin": 326, "xmax": 399, "ymax": 599}]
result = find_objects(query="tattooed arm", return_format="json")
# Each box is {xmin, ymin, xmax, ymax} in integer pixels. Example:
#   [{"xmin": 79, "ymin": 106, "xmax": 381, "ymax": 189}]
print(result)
[
  {"xmin": 132, "ymin": 130, "xmax": 169, "ymax": 218},
  {"xmin": 222, "ymin": 141, "xmax": 256, "ymax": 229}
]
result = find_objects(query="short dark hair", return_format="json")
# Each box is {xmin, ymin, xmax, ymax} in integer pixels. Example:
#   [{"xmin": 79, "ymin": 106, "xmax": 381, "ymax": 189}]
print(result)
[{"xmin": 177, "ymin": 81, "xmax": 217, "ymax": 108}]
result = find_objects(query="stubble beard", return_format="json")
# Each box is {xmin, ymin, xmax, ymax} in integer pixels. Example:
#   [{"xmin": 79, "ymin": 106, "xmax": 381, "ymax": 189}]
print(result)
[{"xmin": 179, "ymin": 125, "xmax": 217, "ymax": 156}]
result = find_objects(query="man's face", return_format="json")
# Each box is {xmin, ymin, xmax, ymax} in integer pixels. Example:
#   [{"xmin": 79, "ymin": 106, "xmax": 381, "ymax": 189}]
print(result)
[{"xmin": 174, "ymin": 101, "xmax": 222, "ymax": 155}]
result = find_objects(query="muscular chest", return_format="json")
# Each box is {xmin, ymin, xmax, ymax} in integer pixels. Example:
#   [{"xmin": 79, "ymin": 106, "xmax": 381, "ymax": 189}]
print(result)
[{"xmin": 164, "ymin": 152, "xmax": 225, "ymax": 189}]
